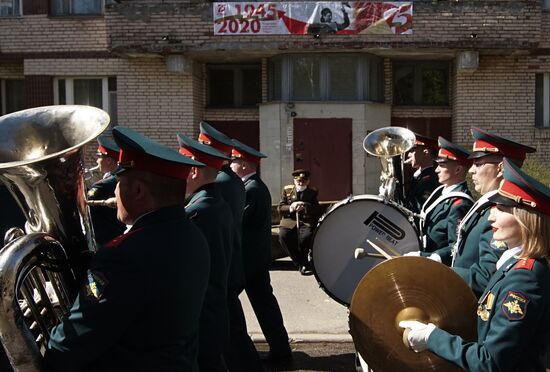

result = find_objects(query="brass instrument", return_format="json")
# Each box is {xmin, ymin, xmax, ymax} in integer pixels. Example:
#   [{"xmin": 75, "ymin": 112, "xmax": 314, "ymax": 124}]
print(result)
[
  {"xmin": 0, "ymin": 105, "xmax": 109, "ymax": 370},
  {"xmin": 363, "ymin": 126, "xmax": 416, "ymax": 202}
]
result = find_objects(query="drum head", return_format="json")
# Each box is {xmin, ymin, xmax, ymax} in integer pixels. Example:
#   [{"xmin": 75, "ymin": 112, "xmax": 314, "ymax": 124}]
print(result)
[{"xmin": 312, "ymin": 195, "xmax": 419, "ymax": 306}]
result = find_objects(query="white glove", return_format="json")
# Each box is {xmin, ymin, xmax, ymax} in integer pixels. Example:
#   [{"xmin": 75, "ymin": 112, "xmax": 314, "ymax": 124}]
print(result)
[
  {"xmin": 428, "ymin": 253, "xmax": 442, "ymax": 263},
  {"xmin": 399, "ymin": 320, "xmax": 436, "ymax": 352},
  {"xmin": 403, "ymin": 251, "xmax": 421, "ymax": 257}
]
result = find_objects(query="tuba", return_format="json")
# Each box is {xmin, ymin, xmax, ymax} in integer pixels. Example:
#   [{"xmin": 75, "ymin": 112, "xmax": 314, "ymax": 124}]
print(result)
[
  {"xmin": 363, "ymin": 126, "xmax": 416, "ymax": 201},
  {"xmin": 0, "ymin": 105, "xmax": 109, "ymax": 370}
]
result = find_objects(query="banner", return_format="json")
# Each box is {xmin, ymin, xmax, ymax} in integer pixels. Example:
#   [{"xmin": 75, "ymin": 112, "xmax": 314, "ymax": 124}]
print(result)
[{"xmin": 213, "ymin": 2, "xmax": 412, "ymax": 36}]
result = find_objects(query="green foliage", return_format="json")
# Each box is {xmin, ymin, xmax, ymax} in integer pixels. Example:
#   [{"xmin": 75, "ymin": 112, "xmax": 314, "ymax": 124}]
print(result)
[{"xmin": 521, "ymin": 158, "xmax": 550, "ymax": 188}]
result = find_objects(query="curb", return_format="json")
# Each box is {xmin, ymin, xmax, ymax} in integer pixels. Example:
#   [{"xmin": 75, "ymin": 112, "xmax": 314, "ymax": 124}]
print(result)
[{"xmin": 251, "ymin": 333, "xmax": 353, "ymax": 343}]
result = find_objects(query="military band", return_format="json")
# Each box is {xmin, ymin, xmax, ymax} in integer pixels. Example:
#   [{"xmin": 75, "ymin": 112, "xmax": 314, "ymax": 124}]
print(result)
[{"xmin": 2, "ymin": 112, "xmax": 550, "ymax": 372}]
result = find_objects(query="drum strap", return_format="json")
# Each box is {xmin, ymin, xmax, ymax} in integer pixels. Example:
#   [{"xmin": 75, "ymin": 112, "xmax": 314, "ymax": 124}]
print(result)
[
  {"xmin": 450, "ymin": 191, "xmax": 496, "ymax": 266},
  {"xmin": 419, "ymin": 190, "xmax": 474, "ymax": 240}
]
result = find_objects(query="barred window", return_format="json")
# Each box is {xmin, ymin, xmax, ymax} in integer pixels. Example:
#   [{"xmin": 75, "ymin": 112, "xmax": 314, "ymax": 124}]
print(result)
[{"xmin": 535, "ymin": 73, "xmax": 550, "ymax": 128}]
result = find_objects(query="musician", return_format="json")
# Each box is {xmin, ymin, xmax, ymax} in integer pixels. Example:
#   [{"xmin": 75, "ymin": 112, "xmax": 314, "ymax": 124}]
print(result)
[
  {"xmin": 406, "ymin": 137, "xmax": 474, "ymax": 265},
  {"xmin": 177, "ymin": 134, "xmax": 234, "ymax": 372},
  {"xmin": 452, "ymin": 128, "xmax": 536, "ymax": 297},
  {"xmin": 231, "ymin": 140, "xmax": 292, "ymax": 364},
  {"xmin": 400, "ymin": 158, "xmax": 550, "ymax": 371},
  {"xmin": 403, "ymin": 134, "xmax": 439, "ymax": 215},
  {"xmin": 45, "ymin": 126, "xmax": 210, "ymax": 371},
  {"xmin": 87, "ymin": 135, "xmax": 125, "ymax": 245},
  {"xmin": 197, "ymin": 122, "xmax": 262, "ymax": 371},
  {"xmin": 278, "ymin": 169, "xmax": 321, "ymax": 275}
]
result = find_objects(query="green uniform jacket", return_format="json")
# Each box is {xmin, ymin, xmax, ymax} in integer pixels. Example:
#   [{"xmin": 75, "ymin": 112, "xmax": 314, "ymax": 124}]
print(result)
[
  {"xmin": 216, "ymin": 165, "xmax": 246, "ymax": 292},
  {"xmin": 87, "ymin": 174, "xmax": 126, "ymax": 245},
  {"xmin": 45, "ymin": 205, "xmax": 210, "ymax": 372},
  {"xmin": 452, "ymin": 192, "xmax": 505, "ymax": 297},
  {"xmin": 242, "ymin": 173, "xmax": 272, "ymax": 279},
  {"xmin": 277, "ymin": 185, "xmax": 321, "ymax": 229},
  {"xmin": 185, "ymin": 183, "xmax": 233, "ymax": 369},
  {"xmin": 404, "ymin": 166, "xmax": 439, "ymax": 215},
  {"xmin": 428, "ymin": 256, "xmax": 550, "ymax": 372},
  {"xmin": 421, "ymin": 182, "xmax": 474, "ymax": 265}
]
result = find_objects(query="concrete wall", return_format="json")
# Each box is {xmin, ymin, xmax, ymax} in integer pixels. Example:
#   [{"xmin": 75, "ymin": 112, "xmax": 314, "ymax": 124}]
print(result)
[{"xmin": 259, "ymin": 102, "xmax": 391, "ymax": 198}]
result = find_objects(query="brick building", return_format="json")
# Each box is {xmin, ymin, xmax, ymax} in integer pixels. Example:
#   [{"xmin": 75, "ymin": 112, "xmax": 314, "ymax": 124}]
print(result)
[{"xmin": 1, "ymin": 0, "xmax": 549, "ymax": 200}]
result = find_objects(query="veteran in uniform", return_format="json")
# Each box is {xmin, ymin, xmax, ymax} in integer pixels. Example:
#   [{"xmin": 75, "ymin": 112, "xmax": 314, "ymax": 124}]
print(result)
[
  {"xmin": 231, "ymin": 140, "xmax": 292, "ymax": 364},
  {"xmin": 87, "ymin": 135, "xmax": 125, "ymax": 245},
  {"xmin": 451, "ymin": 128, "xmax": 536, "ymax": 297},
  {"xmin": 406, "ymin": 137, "xmax": 474, "ymax": 265},
  {"xmin": 197, "ymin": 122, "xmax": 262, "ymax": 371},
  {"xmin": 277, "ymin": 169, "xmax": 321, "ymax": 275},
  {"xmin": 178, "ymin": 134, "xmax": 234, "ymax": 372},
  {"xmin": 44, "ymin": 127, "xmax": 210, "ymax": 372},
  {"xmin": 401, "ymin": 158, "xmax": 550, "ymax": 372},
  {"xmin": 403, "ymin": 134, "xmax": 440, "ymax": 215}
]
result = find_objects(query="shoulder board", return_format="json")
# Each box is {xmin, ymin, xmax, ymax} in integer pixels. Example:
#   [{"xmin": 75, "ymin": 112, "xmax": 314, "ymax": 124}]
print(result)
[
  {"xmin": 514, "ymin": 258, "xmax": 535, "ymax": 271},
  {"xmin": 284, "ymin": 185, "xmax": 294, "ymax": 191},
  {"xmin": 421, "ymin": 175, "xmax": 431, "ymax": 181},
  {"xmin": 452, "ymin": 198, "xmax": 463, "ymax": 206},
  {"xmin": 103, "ymin": 228, "xmax": 141, "ymax": 249},
  {"xmin": 87, "ymin": 188, "xmax": 98, "ymax": 198}
]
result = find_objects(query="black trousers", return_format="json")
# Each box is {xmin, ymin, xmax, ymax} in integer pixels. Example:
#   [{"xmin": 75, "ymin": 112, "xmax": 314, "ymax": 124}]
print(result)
[{"xmin": 278, "ymin": 225, "xmax": 314, "ymax": 267}]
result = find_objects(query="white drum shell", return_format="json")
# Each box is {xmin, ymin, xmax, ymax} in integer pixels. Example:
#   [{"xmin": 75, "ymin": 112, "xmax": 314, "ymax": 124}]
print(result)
[{"xmin": 312, "ymin": 195, "xmax": 419, "ymax": 306}]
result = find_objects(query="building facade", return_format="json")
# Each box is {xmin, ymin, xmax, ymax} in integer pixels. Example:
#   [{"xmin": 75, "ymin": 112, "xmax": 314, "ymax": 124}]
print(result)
[{"xmin": 1, "ymin": 0, "xmax": 549, "ymax": 200}]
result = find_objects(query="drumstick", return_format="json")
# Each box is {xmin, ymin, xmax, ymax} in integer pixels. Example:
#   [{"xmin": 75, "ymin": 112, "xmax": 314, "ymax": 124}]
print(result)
[
  {"xmin": 367, "ymin": 239, "xmax": 393, "ymax": 260},
  {"xmin": 354, "ymin": 248, "xmax": 387, "ymax": 260},
  {"xmin": 374, "ymin": 238, "xmax": 402, "ymax": 257}
]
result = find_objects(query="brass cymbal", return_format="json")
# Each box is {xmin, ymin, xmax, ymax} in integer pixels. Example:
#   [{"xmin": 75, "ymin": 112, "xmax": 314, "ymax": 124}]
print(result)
[{"xmin": 349, "ymin": 257, "xmax": 477, "ymax": 372}]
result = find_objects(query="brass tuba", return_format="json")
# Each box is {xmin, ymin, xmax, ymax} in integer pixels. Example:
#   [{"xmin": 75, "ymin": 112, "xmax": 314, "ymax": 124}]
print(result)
[
  {"xmin": 0, "ymin": 105, "xmax": 109, "ymax": 370},
  {"xmin": 363, "ymin": 126, "xmax": 416, "ymax": 201}
]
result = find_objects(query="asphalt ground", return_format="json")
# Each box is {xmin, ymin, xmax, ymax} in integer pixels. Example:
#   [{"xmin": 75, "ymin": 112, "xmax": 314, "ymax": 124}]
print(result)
[{"xmin": 240, "ymin": 258, "xmax": 358, "ymax": 371}]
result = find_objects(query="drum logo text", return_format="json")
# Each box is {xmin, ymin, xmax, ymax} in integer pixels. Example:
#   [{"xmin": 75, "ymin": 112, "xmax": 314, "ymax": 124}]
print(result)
[{"xmin": 364, "ymin": 211, "xmax": 406, "ymax": 245}]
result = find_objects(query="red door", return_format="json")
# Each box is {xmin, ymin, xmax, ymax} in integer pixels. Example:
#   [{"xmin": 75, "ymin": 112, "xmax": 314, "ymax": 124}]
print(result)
[{"xmin": 293, "ymin": 119, "xmax": 352, "ymax": 201}]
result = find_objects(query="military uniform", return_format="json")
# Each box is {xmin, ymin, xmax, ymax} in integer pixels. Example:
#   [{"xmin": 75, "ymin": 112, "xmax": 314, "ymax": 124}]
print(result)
[
  {"xmin": 420, "ymin": 182, "xmax": 473, "ymax": 265},
  {"xmin": 452, "ymin": 127, "xmax": 536, "ymax": 298},
  {"xmin": 197, "ymin": 122, "xmax": 262, "ymax": 371},
  {"xmin": 277, "ymin": 183, "xmax": 321, "ymax": 268},
  {"xmin": 45, "ymin": 125, "xmax": 209, "ymax": 372},
  {"xmin": 452, "ymin": 191, "xmax": 504, "ymax": 297},
  {"xmin": 428, "ymin": 254, "xmax": 550, "ymax": 371},
  {"xmin": 233, "ymin": 140, "xmax": 291, "ymax": 362},
  {"xmin": 87, "ymin": 174, "xmax": 125, "ymax": 245},
  {"xmin": 0, "ymin": 184, "xmax": 26, "ymax": 240},
  {"xmin": 178, "ymin": 133, "xmax": 235, "ymax": 372},
  {"xmin": 404, "ymin": 166, "xmax": 439, "ymax": 215}
]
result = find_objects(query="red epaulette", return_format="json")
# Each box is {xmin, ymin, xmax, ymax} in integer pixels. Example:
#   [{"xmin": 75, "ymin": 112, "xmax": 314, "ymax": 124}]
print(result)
[
  {"xmin": 421, "ymin": 175, "xmax": 431, "ymax": 181},
  {"xmin": 452, "ymin": 198, "xmax": 463, "ymax": 206},
  {"xmin": 103, "ymin": 228, "xmax": 142, "ymax": 249},
  {"xmin": 514, "ymin": 258, "xmax": 535, "ymax": 271}
]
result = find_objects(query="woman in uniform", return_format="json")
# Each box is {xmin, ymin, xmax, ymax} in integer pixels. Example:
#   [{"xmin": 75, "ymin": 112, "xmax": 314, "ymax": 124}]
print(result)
[{"xmin": 400, "ymin": 157, "xmax": 550, "ymax": 371}]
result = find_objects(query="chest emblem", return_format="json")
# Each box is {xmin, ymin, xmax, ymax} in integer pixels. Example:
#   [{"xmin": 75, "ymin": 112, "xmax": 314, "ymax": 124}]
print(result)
[
  {"xmin": 502, "ymin": 291, "xmax": 529, "ymax": 321},
  {"xmin": 477, "ymin": 291, "xmax": 495, "ymax": 321}
]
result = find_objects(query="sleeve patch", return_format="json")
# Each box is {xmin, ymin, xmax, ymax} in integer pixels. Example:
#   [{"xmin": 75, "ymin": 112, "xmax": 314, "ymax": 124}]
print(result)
[
  {"xmin": 514, "ymin": 258, "xmax": 535, "ymax": 271},
  {"xmin": 452, "ymin": 198, "xmax": 463, "ymax": 206},
  {"xmin": 85, "ymin": 270, "xmax": 108, "ymax": 301},
  {"xmin": 501, "ymin": 291, "xmax": 529, "ymax": 321}
]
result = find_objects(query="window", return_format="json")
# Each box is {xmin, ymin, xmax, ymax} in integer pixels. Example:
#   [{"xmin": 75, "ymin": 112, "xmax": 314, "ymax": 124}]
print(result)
[
  {"xmin": 543, "ymin": 0, "xmax": 550, "ymax": 10},
  {"xmin": 536, "ymin": 73, "xmax": 550, "ymax": 128},
  {"xmin": 268, "ymin": 54, "xmax": 384, "ymax": 102},
  {"xmin": 393, "ymin": 61, "xmax": 449, "ymax": 106},
  {"xmin": 207, "ymin": 65, "xmax": 261, "ymax": 108},
  {"xmin": 51, "ymin": 0, "xmax": 102, "ymax": 16},
  {"xmin": 0, "ymin": 0, "xmax": 21, "ymax": 16},
  {"xmin": 54, "ymin": 77, "xmax": 117, "ymax": 126},
  {"xmin": 0, "ymin": 79, "xmax": 25, "ymax": 115}
]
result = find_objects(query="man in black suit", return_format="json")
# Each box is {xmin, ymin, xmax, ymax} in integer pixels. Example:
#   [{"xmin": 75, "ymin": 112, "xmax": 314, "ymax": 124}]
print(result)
[
  {"xmin": 277, "ymin": 169, "xmax": 321, "ymax": 275},
  {"xmin": 231, "ymin": 140, "xmax": 292, "ymax": 365}
]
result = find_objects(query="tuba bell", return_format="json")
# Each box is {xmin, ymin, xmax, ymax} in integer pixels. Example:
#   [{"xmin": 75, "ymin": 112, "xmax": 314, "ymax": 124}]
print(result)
[
  {"xmin": 363, "ymin": 126, "xmax": 416, "ymax": 201},
  {"xmin": 0, "ymin": 105, "xmax": 109, "ymax": 370}
]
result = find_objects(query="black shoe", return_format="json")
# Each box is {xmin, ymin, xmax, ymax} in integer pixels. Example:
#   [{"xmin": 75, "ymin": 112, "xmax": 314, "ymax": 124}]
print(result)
[
  {"xmin": 299, "ymin": 265, "xmax": 313, "ymax": 276},
  {"xmin": 261, "ymin": 351, "xmax": 293, "ymax": 364}
]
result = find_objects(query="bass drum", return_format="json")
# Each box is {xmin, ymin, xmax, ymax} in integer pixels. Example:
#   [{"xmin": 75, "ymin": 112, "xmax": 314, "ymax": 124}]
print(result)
[{"xmin": 312, "ymin": 195, "xmax": 420, "ymax": 306}]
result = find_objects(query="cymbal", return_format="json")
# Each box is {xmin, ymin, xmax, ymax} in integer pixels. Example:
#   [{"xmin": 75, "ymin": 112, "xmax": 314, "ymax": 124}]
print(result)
[{"xmin": 349, "ymin": 257, "xmax": 477, "ymax": 372}]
